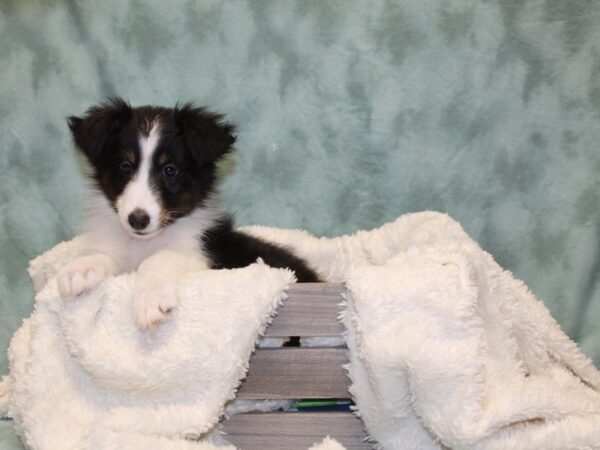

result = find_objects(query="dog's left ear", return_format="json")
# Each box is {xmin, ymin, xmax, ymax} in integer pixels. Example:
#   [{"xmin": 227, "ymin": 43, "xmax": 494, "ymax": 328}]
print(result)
[{"xmin": 173, "ymin": 104, "xmax": 237, "ymax": 165}]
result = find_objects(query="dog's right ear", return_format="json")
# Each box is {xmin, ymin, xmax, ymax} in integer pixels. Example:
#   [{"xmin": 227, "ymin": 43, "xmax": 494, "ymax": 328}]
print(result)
[{"xmin": 67, "ymin": 97, "xmax": 132, "ymax": 163}]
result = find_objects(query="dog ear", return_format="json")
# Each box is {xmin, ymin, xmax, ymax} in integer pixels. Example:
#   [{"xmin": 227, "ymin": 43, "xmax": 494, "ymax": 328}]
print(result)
[
  {"xmin": 68, "ymin": 97, "xmax": 132, "ymax": 163},
  {"xmin": 173, "ymin": 103, "xmax": 236, "ymax": 166}
]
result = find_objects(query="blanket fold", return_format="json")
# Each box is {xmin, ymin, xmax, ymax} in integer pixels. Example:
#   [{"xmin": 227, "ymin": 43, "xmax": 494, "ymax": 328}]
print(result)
[
  {"xmin": 2, "ymin": 211, "xmax": 600, "ymax": 449},
  {"xmin": 343, "ymin": 248, "xmax": 600, "ymax": 449},
  {"xmin": 245, "ymin": 212, "xmax": 600, "ymax": 448}
]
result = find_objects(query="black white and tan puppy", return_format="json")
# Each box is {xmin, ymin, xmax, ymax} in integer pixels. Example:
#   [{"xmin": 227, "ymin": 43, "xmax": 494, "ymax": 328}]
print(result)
[{"xmin": 58, "ymin": 98, "xmax": 319, "ymax": 330}]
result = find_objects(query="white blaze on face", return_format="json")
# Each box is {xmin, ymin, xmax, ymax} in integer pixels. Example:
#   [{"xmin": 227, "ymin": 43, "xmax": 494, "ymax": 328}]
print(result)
[{"xmin": 116, "ymin": 124, "xmax": 162, "ymax": 238}]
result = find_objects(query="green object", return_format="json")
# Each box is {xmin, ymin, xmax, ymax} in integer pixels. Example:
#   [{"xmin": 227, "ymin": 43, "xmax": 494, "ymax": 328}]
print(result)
[{"xmin": 295, "ymin": 400, "xmax": 351, "ymax": 408}]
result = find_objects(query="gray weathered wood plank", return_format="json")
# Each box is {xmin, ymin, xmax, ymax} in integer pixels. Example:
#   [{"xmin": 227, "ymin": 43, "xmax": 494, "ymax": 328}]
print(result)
[
  {"xmin": 237, "ymin": 348, "xmax": 349, "ymax": 399},
  {"xmin": 265, "ymin": 283, "xmax": 346, "ymax": 337},
  {"xmin": 223, "ymin": 412, "xmax": 371, "ymax": 450}
]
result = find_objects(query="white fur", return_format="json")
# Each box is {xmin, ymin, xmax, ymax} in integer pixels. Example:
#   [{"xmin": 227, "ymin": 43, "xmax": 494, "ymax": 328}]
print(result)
[
  {"xmin": 116, "ymin": 124, "xmax": 162, "ymax": 238},
  {"xmin": 58, "ymin": 189, "xmax": 219, "ymax": 329}
]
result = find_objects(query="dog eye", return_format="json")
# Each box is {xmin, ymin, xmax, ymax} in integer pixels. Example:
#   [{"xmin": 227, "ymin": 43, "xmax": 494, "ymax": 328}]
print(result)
[
  {"xmin": 119, "ymin": 161, "xmax": 134, "ymax": 176},
  {"xmin": 162, "ymin": 164, "xmax": 179, "ymax": 178}
]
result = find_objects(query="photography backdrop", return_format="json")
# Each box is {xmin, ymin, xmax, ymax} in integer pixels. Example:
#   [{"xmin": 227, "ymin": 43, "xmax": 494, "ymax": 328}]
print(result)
[{"xmin": 1, "ymin": 1, "xmax": 599, "ymax": 447}]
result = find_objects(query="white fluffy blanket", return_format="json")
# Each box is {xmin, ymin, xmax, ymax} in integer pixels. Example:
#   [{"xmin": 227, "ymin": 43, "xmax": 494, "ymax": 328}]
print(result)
[
  {"xmin": 2, "ymin": 212, "xmax": 600, "ymax": 449},
  {"xmin": 1, "ymin": 238, "xmax": 295, "ymax": 449}
]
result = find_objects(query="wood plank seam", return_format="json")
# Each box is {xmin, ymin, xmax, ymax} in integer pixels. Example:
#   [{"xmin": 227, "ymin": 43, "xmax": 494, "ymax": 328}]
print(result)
[{"xmin": 222, "ymin": 283, "xmax": 373, "ymax": 447}]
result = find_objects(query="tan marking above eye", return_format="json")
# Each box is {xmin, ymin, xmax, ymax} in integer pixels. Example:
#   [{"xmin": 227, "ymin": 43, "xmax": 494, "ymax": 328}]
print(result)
[
  {"xmin": 125, "ymin": 151, "xmax": 136, "ymax": 163},
  {"xmin": 158, "ymin": 152, "xmax": 169, "ymax": 165}
]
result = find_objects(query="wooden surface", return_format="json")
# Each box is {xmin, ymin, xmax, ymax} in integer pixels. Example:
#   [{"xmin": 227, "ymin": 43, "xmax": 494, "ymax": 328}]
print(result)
[
  {"xmin": 264, "ymin": 283, "xmax": 345, "ymax": 337},
  {"xmin": 223, "ymin": 283, "xmax": 373, "ymax": 447},
  {"xmin": 223, "ymin": 412, "xmax": 370, "ymax": 450},
  {"xmin": 237, "ymin": 347, "xmax": 349, "ymax": 399}
]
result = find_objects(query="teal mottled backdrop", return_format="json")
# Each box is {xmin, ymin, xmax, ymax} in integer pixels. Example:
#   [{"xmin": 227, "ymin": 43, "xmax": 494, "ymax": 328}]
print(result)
[{"xmin": 1, "ymin": 1, "xmax": 599, "ymax": 447}]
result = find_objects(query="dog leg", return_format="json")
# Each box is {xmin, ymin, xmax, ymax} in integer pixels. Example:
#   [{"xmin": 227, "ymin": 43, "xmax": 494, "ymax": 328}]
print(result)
[
  {"xmin": 133, "ymin": 250, "xmax": 206, "ymax": 331},
  {"xmin": 57, "ymin": 254, "xmax": 118, "ymax": 298}
]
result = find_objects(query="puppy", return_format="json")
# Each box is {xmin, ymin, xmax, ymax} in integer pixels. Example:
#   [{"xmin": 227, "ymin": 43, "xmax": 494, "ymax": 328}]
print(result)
[{"xmin": 57, "ymin": 98, "xmax": 319, "ymax": 330}]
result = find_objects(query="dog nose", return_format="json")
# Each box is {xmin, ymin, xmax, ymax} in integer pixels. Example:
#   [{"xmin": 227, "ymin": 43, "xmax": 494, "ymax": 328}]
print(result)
[{"xmin": 128, "ymin": 209, "xmax": 150, "ymax": 231}]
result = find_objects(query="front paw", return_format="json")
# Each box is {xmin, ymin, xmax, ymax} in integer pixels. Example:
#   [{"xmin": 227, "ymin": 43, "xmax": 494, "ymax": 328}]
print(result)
[
  {"xmin": 133, "ymin": 279, "xmax": 179, "ymax": 331},
  {"xmin": 57, "ymin": 255, "xmax": 115, "ymax": 298}
]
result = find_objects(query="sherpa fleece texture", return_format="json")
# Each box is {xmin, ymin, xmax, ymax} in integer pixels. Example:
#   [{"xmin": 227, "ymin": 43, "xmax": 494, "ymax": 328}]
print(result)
[
  {"xmin": 1, "ymin": 237, "xmax": 295, "ymax": 449},
  {"xmin": 244, "ymin": 211, "xmax": 600, "ymax": 449},
  {"xmin": 2, "ymin": 212, "xmax": 600, "ymax": 449}
]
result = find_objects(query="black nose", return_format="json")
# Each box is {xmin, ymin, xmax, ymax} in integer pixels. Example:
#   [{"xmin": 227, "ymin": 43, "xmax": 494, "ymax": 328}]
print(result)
[{"xmin": 128, "ymin": 209, "xmax": 150, "ymax": 231}]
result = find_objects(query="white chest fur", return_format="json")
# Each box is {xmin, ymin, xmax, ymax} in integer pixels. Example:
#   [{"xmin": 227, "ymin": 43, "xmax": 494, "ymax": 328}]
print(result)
[
  {"xmin": 55, "ymin": 193, "xmax": 222, "ymax": 329},
  {"xmin": 81, "ymin": 193, "xmax": 217, "ymax": 273}
]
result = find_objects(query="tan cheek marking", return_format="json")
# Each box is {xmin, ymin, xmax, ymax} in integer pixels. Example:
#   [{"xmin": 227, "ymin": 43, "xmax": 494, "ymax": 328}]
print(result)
[
  {"xmin": 100, "ymin": 173, "xmax": 112, "ymax": 190},
  {"xmin": 159, "ymin": 204, "xmax": 169, "ymax": 225}
]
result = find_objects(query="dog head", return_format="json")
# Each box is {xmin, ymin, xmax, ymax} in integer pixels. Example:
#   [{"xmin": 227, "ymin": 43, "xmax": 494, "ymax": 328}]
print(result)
[{"xmin": 68, "ymin": 98, "xmax": 236, "ymax": 239}]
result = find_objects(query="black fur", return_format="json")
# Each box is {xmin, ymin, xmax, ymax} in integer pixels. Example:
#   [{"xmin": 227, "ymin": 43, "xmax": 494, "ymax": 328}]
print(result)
[
  {"xmin": 68, "ymin": 97, "xmax": 133, "ymax": 164},
  {"xmin": 173, "ymin": 103, "xmax": 237, "ymax": 166},
  {"xmin": 202, "ymin": 216, "xmax": 320, "ymax": 283},
  {"xmin": 68, "ymin": 98, "xmax": 234, "ymax": 216}
]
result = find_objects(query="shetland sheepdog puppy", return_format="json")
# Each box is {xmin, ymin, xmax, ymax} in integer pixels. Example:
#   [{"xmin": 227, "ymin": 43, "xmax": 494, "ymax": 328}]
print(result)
[{"xmin": 58, "ymin": 98, "xmax": 319, "ymax": 330}]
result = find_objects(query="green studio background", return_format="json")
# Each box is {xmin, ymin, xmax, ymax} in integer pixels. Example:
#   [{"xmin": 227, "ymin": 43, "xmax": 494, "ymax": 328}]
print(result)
[{"xmin": 1, "ymin": 1, "xmax": 599, "ymax": 447}]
